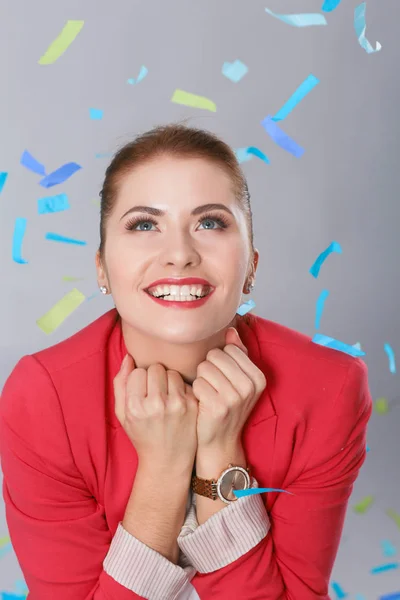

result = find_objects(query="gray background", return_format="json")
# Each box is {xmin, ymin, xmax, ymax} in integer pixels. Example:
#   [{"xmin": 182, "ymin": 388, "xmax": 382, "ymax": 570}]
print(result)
[{"xmin": 0, "ymin": 0, "xmax": 399, "ymax": 598}]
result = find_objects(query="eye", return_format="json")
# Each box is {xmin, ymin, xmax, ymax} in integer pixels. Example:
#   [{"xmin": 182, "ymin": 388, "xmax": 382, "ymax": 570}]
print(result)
[
  {"xmin": 124, "ymin": 212, "xmax": 230, "ymax": 232},
  {"xmin": 125, "ymin": 216, "xmax": 158, "ymax": 231}
]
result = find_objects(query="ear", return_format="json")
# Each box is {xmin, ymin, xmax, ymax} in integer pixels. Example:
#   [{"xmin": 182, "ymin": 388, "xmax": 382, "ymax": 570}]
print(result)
[
  {"xmin": 225, "ymin": 327, "xmax": 248, "ymax": 356},
  {"xmin": 95, "ymin": 250, "xmax": 108, "ymax": 288}
]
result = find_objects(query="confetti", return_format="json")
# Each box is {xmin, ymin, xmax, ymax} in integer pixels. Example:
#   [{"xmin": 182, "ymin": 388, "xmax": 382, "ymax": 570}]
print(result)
[
  {"xmin": 370, "ymin": 562, "xmax": 399, "ymax": 574},
  {"xmin": 38, "ymin": 193, "xmax": 70, "ymax": 214},
  {"xmin": 265, "ymin": 8, "xmax": 327, "ymax": 27},
  {"xmin": 45, "ymin": 233, "xmax": 87, "ymax": 245},
  {"xmin": 261, "ymin": 116, "xmax": 304, "ymax": 157},
  {"xmin": 315, "ymin": 289, "xmax": 330, "ymax": 330},
  {"xmin": 331, "ymin": 581, "xmax": 348, "ymax": 599},
  {"xmin": 171, "ymin": 89, "xmax": 216, "ymax": 112},
  {"xmin": 127, "ymin": 65, "xmax": 148, "ymax": 84},
  {"xmin": 322, "ymin": 0, "xmax": 342, "ymax": 11},
  {"xmin": 236, "ymin": 298, "xmax": 256, "ymax": 316},
  {"xmin": 309, "ymin": 241, "xmax": 342, "ymax": 278},
  {"xmin": 246, "ymin": 147, "xmax": 270, "ymax": 163},
  {"xmin": 0, "ymin": 541, "xmax": 12, "ymax": 559},
  {"xmin": 386, "ymin": 509, "xmax": 400, "ymax": 530},
  {"xmin": 20, "ymin": 150, "xmax": 46, "ymax": 175},
  {"xmin": 375, "ymin": 397, "xmax": 389, "ymax": 415},
  {"xmin": 272, "ymin": 74, "xmax": 320, "ymax": 122},
  {"xmin": 36, "ymin": 288, "xmax": 86, "ymax": 334},
  {"xmin": 0, "ymin": 171, "xmax": 8, "ymax": 193},
  {"xmin": 313, "ymin": 334, "xmax": 366, "ymax": 357},
  {"xmin": 384, "ymin": 343, "xmax": 396, "ymax": 373},
  {"xmin": 353, "ymin": 495, "xmax": 374, "ymax": 514},
  {"xmin": 379, "ymin": 593, "xmax": 400, "ymax": 600},
  {"xmin": 235, "ymin": 148, "xmax": 254, "ymax": 163},
  {"xmin": 12, "ymin": 218, "xmax": 28, "ymax": 264},
  {"xmin": 38, "ymin": 20, "xmax": 85, "ymax": 65},
  {"xmin": 234, "ymin": 487, "xmax": 293, "ymax": 498},
  {"xmin": 222, "ymin": 59, "xmax": 248, "ymax": 82},
  {"xmin": 39, "ymin": 162, "xmax": 82, "ymax": 188},
  {"xmin": 354, "ymin": 3, "xmax": 381, "ymax": 54},
  {"xmin": 89, "ymin": 108, "xmax": 103, "ymax": 120},
  {"xmin": 381, "ymin": 540, "xmax": 397, "ymax": 558}
]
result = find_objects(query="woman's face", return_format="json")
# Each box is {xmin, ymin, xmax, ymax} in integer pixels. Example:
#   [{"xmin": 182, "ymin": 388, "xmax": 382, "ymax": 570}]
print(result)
[{"xmin": 96, "ymin": 155, "xmax": 257, "ymax": 344}]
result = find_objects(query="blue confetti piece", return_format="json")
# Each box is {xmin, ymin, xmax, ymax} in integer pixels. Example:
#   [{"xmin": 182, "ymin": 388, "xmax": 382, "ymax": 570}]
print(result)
[
  {"xmin": 236, "ymin": 298, "xmax": 256, "ymax": 316},
  {"xmin": 0, "ymin": 541, "xmax": 12, "ymax": 559},
  {"xmin": 127, "ymin": 65, "xmax": 148, "ymax": 84},
  {"xmin": 366, "ymin": 444, "xmax": 370, "ymax": 452},
  {"xmin": 95, "ymin": 152, "xmax": 113, "ymax": 159},
  {"xmin": 235, "ymin": 148, "xmax": 253, "ymax": 164},
  {"xmin": 322, "ymin": 0, "xmax": 342, "ymax": 11},
  {"xmin": 38, "ymin": 193, "xmax": 70, "ymax": 214},
  {"xmin": 355, "ymin": 595, "xmax": 367, "ymax": 600},
  {"xmin": 12, "ymin": 218, "xmax": 28, "ymax": 264},
  {"xmin": 261, "ymin": 116, "xmax": 304, "ymax": 157},
  {"xmin": 331, "ymin": 581, "xmax": 348, "ymax": 599},
  {"xmin": 246, "ymin": 147, "xmax": 270, "ymax": 164},
  {"xmin": 222, "ymin": 59, "xmax": 248, "ymax": 83},
  {"xmin": 384, "ymin": 343, "xmax": 396, "ymax": 374},
  {"xmin": 1, "ymin": 594, "xmax": 27, "ymax": 600},
  {"xmin": 234, "ymin": 487, "xmax": 294, "ymax": 498},
  {"xmin": 45, "ymin": 233, "xmax": 87, "ymax": 245},
  {"xmin": 315, "ymin": 289, "xmax": 330, "ymax": 330},
  {"xmin": 265, "ymin": 8, "xmax": 327, "ymax": 27},
  {"xmin": 89, "ymin": 108, "xmax": 103, "ymax": 119},
  {"xmin": 309, "ymin": 241, "xmax": 342, "ymax": 278},
  {"xmin": 370, "ymin": 562, "xmax": 399, "ymax": 574},
  {"xmin": 12, "ymin": 580, "xmax": 28, "ymax": 595},
  {"xmin": 272, "ymin": 74, "xmax": 320, "ymax": 122},
  {"xmin": 313, "ymin": 334, "xmax": 366, "ymax": 357},
  {"xmin": 20, "ymin": 150, "xmax": 46, "ymax": 176},
  {"xmin": 39, "ymin": 162, "xmax": 81, "ymax": 188},
  {"xmin": 381, "ymin": 539, "xmax": 397, "ymax": 557},
  {"xmin": 354, "ymin": 3, "xmax": 381, "ymax": 54},
  {"xmin": 0, "ymin": 171, "xmax": 8, "ymax": 193},
  {"xmin": 379, "ymin": 593, "xmax": 400, "ymax": 600}
]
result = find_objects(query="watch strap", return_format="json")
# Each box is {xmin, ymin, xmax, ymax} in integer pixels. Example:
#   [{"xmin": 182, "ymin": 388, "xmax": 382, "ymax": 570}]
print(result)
[{"xmin": 191, "ymin": 464, "xmax": 251, "ymax": 501}]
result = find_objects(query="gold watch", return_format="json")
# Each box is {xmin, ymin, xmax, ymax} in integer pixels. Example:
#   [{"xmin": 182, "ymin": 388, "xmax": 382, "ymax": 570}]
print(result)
[{"xmin": 191, "ymin": 463, "xmax": 251, "ymax": 504}]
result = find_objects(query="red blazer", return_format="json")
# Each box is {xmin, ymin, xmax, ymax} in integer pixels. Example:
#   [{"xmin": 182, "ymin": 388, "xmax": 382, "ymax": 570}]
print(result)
[{"xmin": 0, "ymin": 308, "xmax": 372, "ymax": 600}]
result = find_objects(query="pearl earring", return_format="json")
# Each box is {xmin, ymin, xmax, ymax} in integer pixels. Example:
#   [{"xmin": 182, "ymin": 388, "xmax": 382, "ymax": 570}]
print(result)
[{"xmin": 100, "ymin": 286, "xmax": 108, "ymax": 294}]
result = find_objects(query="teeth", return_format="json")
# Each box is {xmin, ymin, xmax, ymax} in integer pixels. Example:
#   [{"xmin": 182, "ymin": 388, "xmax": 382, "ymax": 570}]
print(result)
[{"xmin": 148, "ymin": 284, "xmax": 210, "ymax": 298}]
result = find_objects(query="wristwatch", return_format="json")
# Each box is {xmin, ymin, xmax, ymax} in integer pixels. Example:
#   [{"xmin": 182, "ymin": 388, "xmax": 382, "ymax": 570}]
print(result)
[{"xmin": 191, "ymin": 463, "xmax": 251, "ymax": 504}]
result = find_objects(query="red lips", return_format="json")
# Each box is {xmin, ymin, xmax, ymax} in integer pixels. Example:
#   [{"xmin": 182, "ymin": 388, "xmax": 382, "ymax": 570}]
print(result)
[{"xmin": 146, "ymin": 277, "xmax": 213, "ymax": 289}]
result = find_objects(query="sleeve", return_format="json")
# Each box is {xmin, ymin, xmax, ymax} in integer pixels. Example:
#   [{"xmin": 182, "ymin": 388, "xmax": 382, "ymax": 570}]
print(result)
[
  {"xmin": 187, "ymin": 358, "xmax": 373, "ymax": 600},
  {"xmin": 177, "ymin": 477, "xmax": 270, "ymax": 572},
  {"xmin": 0, "ymin": 356, "xmax": 196, "ymax": 600}
]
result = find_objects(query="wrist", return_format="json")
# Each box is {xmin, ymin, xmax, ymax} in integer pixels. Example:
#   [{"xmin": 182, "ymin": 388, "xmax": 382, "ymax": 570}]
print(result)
[{"xmin": 195, "ymin": 441, "xmax": 246, "ymax": 479}]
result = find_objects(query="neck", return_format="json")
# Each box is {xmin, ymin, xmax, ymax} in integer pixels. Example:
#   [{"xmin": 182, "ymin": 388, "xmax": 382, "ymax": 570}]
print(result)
[{"xmin": 120, "ymin": 315, "xmax": 241, "ymax": 385}]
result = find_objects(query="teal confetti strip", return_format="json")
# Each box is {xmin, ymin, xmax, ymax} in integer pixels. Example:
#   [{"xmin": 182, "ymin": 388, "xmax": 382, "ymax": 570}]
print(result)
[
  {"xmin": 313, "ymin": 334, "xmax": 366, "ymax": 357},
  {"xmin": 322, "ymin": 0, "xmax": 342, "ymax": 11},
  {"xmin": 384, "ymin": 343, "xmax": 396, "ymax": 373},
  {"xmin": 20, "ymin": 150, "xmax": 46, "ymax": 175},
  {"xmin": 0, "ymin": 171, "xmax": 8, "ymax": 193},
  {"xmin": 381, "ymin": 539, "xmax": 397, "ymax": 557},
  {"xmin": 222, "ymin": 59, "xmax": 248, "ymax": 82},
  {"xmin": 265, "ymin": 8, "xmax": 327, "ymax": 27},
  {"xmin": 315, "ymin": 289, "xmax": 329, "ymax": 330},
  {"xmin": 45, "ymin": 233, "xmax": 87, "ymax": 245},
  {"xmin": 261, "ymin": 116, "xmax": 304, "ymax": 157},
  {"xmin": 12, "ymin": 218, "xmax": 28, "ymax": 264},
  {"xmin": 233, "ymin": 487, "xmax": 294, "ymax": 498},
  {"xmin": 370, "ymin": 562, "xmax": 399, "ymax": 574},
  {"xmin": 309, "ymin": 241, "xmax": 342, "ymax": 278},
  {"xmin": 246, "ymin": 147, "xmax": 270, "ymax": 164},
  {"xmin": 38, "ymin": 193, "xmax": 70, "ymax": 214},
  {"xmin": 366, "ymin": 444, "xmax": 370, "ymax": 452},
  {"xmin": 1, "ymin": 594, "xmax": 27, "ymax": 600},
  {"xmin": 235, "ymin": 148, "xmax": 253, "ymax": 164},
  {"xmin": 89, "ymin": 108, "xmax": 103, "ymax": 119},
  {"xmin": 355, "ymin": 595, "xmax": 367, "ymax": 600},
  {"xmin": 236, "ymin": 298, "xmax": 256, "ymax": 316},
  {"xmin": 272, "ymin": 74, "xmax": 320, "ymax": 122},
  {"xmin": 354, "ymin": 2, "xmax": 381, "ymax": 54},
  {"xmin": 331, "ymin": 581, "xmax": 348, "ymax": 599},
  {"xmin": 127, "ymin": 65, "xmax": 148, "ymax": 84}
]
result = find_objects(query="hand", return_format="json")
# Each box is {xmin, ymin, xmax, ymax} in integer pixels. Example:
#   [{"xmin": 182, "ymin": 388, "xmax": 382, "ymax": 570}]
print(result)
[
  {"xmin": 113, "ymin": 355, "xmax": 199, "ymax": 471},
  {"xmin": 192, "ymin": 327, "xmax": 267, "ymax": 449}
]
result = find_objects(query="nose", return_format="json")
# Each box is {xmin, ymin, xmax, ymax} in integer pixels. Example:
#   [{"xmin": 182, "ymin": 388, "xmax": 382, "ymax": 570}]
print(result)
[{"xmin": 159, "ymin": 229, "xmax": 201, "ymax": 269}]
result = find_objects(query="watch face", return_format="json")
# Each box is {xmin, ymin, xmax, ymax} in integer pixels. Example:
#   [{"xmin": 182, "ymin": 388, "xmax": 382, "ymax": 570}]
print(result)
[{"xmin": 220, "ymin": 469, "xmax": 248, "ymax": 501}]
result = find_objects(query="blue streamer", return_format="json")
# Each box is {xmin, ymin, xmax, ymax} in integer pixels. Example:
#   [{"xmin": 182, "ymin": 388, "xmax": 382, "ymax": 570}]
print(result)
[
  {"xmin": 12, "ymin": 218, "xmax": 28, "ymax": 264},
  {"xmin": 384, "ymin": 343, "xmax": 396, "ymax": 374},
  {"xmin": 45, "ymin": 233, "xmax": 87, "ymax": 245},
  {"xmin": 261, "ymin": 116, "xmax": 304, "ymax": 157},
  {"xmin": 39, "ymin": 162, "xmax": 81, "ymax": 188},
  {"xmin": 309, "ymin": 241, "xmax": 342, "ymax": 278},
  {"xmin": 315, "ymin": 289, "xmax": 330, "ymax": 330},
  {"xmin": 313, "ymin": 334, "xmax": 366, "ymax": 357},
  {"xmin": 20, "ymin": 150, "xmax": 46, "ymax": 175},
  {"xmin": 272, "ymin": 74, "xmax": 319, "ymax": 122}
]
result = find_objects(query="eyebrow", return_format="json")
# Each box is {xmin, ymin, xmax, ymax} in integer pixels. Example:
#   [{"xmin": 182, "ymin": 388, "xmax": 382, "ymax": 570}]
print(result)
[{"xmin": 119, "ymin": 203, "xmax": 234, "ymax": 221}]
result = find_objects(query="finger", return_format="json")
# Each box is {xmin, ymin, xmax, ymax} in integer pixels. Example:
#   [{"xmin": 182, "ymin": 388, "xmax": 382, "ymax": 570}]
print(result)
[
  {"xmin": 222, "ymin": 345, "xmax": 267, "ymax": 392},
  {"xmin": 147, "ymin": 363, "xmax": 168, "ymax": 401},
  {"xmin": 125, "ymin": 368, "xmax": 148, "ymax": 416},
  {"xmin": 196, "ymin": 358, "xmax": 239, "ymax": 400},
  {"xmin": 166, "ymin": 370, "xmax": 185, "ymax": 395},
  {"xmin": 204, "ymin": 349, "xmax": 255, "ymax": 401}
]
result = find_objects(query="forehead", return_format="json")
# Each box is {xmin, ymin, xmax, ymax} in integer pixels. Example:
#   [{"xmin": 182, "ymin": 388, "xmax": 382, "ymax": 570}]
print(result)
[{"xmin": 116, "ymin": 156, "xmax": 236, "ymax": 205}]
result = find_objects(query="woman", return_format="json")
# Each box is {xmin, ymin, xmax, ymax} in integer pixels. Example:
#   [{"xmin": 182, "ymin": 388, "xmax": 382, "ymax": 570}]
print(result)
[{"xmin": 0, "ymin": 124, "xmax": 372, "ymax": 600}]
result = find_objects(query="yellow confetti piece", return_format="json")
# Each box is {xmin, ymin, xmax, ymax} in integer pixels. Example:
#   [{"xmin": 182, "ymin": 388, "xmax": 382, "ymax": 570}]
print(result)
[
  {"xmin": 91, "ymin": 198, "xmax": 101, "ymax": 207},
  {"xmin": 0, "ymin": 535, "xmax": 10, "ymax": 548},
  {"xmin": 36, "ymin": 288, "xmax": 85, "ymax": 334},
  {"xmin": 386, "ymin": 508, "xmax": 400, "ymax": 530},
  {"xmin": 375, "ymin": 397, "xmax": 389, "ymax": 414},
  {"xmin": 171, "ymin": 89, "xmax": 217, "ymax": 112},
  {"xmin": 62, "ymin": 276, "xmax": 85, "ymax": 282},
  {"xmin": 38, "ymin": 20, "xmax": 84, "ymax": 65},
  {"xmin": 353, "ymin": 495, "xmax": 374, "ymax": 514}
]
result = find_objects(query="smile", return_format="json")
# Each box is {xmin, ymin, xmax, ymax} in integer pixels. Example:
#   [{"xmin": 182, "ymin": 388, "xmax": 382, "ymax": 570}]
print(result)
[{"xmin": 144, "ymin": 287, "xmax": 215, "ymax": 309}]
